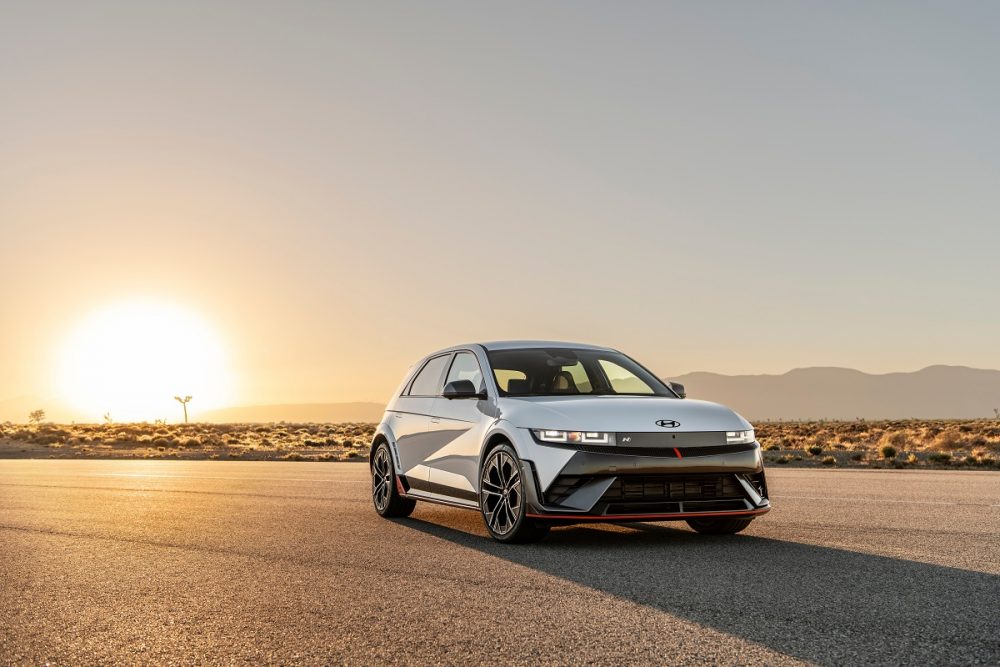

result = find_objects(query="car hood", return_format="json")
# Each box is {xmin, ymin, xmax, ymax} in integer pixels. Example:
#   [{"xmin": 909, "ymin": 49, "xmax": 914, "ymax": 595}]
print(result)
[{"xmin": 498, "ymin": 396, "xmax": 751, "ymax": 433}]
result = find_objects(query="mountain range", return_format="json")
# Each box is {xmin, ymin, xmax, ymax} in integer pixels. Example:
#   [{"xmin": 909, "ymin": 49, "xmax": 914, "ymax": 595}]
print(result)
[
  {"xmin": 670, "ymin": 365, "xmax": 1000, "ymax": 420},
  {"xmin": 4, "ymin": 365, "xmax": 999, "ymax": 423}
]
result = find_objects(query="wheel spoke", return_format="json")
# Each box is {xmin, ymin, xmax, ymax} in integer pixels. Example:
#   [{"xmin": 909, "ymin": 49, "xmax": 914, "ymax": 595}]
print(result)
[
  {"xmin": 487, "ymin": 500, "xmax": 504, "ymax": 530},
  {"xmin": 482, "ymin": 478, "xmax": 503, "ymax": 491}
]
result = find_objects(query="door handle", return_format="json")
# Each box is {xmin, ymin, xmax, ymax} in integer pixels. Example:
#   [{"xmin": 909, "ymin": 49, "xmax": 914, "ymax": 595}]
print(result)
[{"xmin": 430, "ymin": 418, "xmax": 441, "ymax": 424}]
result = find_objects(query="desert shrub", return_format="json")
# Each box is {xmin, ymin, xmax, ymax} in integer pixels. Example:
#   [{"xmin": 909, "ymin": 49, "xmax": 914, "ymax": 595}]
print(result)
[
  {"xmin": 931, "ymin": 429, "xmax": 964, "ymax": 451},
  {"xmin": 906, "ymin": 453, "xmax": 918, "ymax": 464},
  {"xmin": 850, "ymin": 452, "xmax": 864, "ymax": 461},
  {"xmin": 152, "ymin": 437, "xmax": 173, "ymax": 447},
  {"xmin": 821, "ymin": 456, "xmax": 836, "ymax": 465},
  {"xmin": 284, "ymin": 452, "xmax": 303, "ymax": 461},
  {"xmin": 881, "ymin": 431, "xmax": 908, "ymax": 448},
  {"xmin": 927, "ymin": 452, "xmax": 952, "ymax": 464},
  {"xmin": 981, "ymin": 456, "xmax": 996, "ymax": 467},
  {"xmin": 811, "ymin": 431, "xmax": 831, "ymax": 447},
  {"xmin": 180, "ymin": 438, "xmax": 202, "ymax": 448},
  {"xmin": 764, "ymin": 443, "xmax": 780, "ymax": 451},
  {"xmin": 805, "ymin": 444, "xmax": 823, "ymax": 456},
  {"xmin": 879, "ymin": 445, "xmax": 898, "ymax": 460}
]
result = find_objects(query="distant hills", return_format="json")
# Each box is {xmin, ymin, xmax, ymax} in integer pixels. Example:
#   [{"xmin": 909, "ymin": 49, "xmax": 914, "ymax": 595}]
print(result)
[
  {"xmin": 670, "ymin": 365, "xmax": 1000, "ymax": 420},
  {"xmin": 0, "ymin": 396, "xmax": 385, "ymax": 424},
  {"xmin": 197, "ymin": 402, "xmax": 385, "ymax": 423}
]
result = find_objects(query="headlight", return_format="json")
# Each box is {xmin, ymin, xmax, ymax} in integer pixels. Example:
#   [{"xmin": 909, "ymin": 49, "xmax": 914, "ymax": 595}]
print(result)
[
  {"xmin": 726, "ymin": 429, "xmax": 755, "ymax": 444},
  {"xmin": 532, "ymin": 429, "xmax": 615, "ymax": 445}
]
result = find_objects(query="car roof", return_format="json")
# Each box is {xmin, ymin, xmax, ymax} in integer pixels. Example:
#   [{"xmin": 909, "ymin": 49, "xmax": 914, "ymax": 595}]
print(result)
[{"xmin": 439, "ymin": 340, "xmax": 618, "ymax": 353}]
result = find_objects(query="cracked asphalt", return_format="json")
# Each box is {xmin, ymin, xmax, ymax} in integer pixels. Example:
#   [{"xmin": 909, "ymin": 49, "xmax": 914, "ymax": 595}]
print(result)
[{"xmin": 1, "ymin": 461, "xmax": 998, "ymax": 665}]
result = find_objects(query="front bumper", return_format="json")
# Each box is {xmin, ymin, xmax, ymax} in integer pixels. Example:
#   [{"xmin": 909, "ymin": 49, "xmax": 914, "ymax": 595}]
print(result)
[{"xmin": 520, "ymin": 443, "xmax": 770, "ymax": 522}]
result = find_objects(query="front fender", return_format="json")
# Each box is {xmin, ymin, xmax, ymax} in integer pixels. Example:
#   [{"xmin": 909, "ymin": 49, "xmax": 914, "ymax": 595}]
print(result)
[{"xmin": 479, "ymin": 420, "xmax": 577, "ymax": 495}]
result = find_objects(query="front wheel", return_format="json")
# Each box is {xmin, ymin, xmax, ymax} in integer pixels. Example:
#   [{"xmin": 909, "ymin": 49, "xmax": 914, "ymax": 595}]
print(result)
[
  {"xmin": 685, "ymin": 516, "xmax": 754, "ymax": 535},
  {"xmin": 371, "ymin": 442, "xmax": 416, "ymax": 518},
  {"xmin": 480, "ymin": 444, "xmax": 549, "ymax": 543}
]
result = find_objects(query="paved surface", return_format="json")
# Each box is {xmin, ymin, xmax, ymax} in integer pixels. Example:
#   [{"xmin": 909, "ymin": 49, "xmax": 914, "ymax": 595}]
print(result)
[{"xmin": 1, "ymin": 462, "xmax": 998, "ymax": 666}]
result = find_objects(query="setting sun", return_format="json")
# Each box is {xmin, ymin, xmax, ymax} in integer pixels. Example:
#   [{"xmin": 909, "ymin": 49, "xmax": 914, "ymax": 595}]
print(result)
[{"xmin": 57, "ymin": 301, "xmax": 232, "ymax": 422}]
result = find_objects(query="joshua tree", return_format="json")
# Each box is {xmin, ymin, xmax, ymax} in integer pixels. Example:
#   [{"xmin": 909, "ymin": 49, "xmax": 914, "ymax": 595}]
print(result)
[
  {"xmin": 28, "ymin": 409, "xmax": 45, "ymax": 425},
  {"xmin": 174, "ymin": 395, "xmax": 192, "ymax": 424}
]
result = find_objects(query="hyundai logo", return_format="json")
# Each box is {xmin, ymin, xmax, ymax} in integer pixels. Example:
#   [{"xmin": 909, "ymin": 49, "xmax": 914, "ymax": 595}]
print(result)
[{"xmin": 656, "ymin": 419, "xmax": 680, "ymax": 428}]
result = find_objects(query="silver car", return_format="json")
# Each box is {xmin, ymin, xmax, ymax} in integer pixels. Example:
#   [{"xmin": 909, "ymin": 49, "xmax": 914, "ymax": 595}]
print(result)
[{"xmin": 370, "ymin": 341, "xmax": 770, "ymax": 543}]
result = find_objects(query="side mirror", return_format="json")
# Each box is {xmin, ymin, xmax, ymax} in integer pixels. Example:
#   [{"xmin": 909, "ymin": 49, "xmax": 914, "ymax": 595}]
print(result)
[
  {"xmin": 668, "ymin": 381, "xmax": 686, "ymax": 399},
  {"xmin": 443, "ymin": 380, "xmax": 486, "ymax": 400}
]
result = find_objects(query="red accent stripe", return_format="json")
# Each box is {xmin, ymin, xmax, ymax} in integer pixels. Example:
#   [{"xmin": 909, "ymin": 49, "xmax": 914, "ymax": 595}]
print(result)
[
  {"xmin": 525, "ymin": 507, "xmax": 770, "ymax": 521},
  {"xmin": 673, "ymin": 447, "xmax": 683, "ymax": 459},
  {"xmin": 395, "ymin": 476, "xmax": 407, "ymax": 496}
]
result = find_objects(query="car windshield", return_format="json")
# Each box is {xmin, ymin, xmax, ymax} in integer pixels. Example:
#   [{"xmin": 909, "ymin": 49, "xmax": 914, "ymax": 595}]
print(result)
[{"xmin": 487, "ymin": 348, "xmax": 675, "ymax": 397}]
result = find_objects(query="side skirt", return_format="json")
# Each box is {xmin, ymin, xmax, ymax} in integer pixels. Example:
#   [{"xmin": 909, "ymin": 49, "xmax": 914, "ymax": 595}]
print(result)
[{"xmin": 404, "ymin": 489, "xmax": 480, "ymax": 511}]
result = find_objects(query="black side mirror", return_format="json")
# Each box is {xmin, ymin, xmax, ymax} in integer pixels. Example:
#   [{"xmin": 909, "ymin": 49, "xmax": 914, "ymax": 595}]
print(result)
[
  {"xmin": 443, "ymin": 380, "xmax": 486, "ymax": 400},
  {"xmin": 668, "ymin": 381, "xmax": 686, "ymax": 399}
]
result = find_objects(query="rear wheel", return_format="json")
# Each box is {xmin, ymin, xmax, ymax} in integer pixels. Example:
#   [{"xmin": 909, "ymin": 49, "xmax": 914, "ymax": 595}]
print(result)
[
  {"xmin": 686, "ymin": 516, "xmax": 754, "ymax": 535},
  {"xmin": 371, "ymin": 442, "xmax": 416, "ymax": 518},
  {"xmin": 480, "ymin": 444, "xmax": 549, "ymax": 543}
]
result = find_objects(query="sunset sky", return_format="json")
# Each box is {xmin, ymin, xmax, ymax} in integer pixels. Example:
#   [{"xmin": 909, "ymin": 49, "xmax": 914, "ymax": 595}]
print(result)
[{"xmin": 2, "ymin": 2, "xmax": 999, "ymax": 420}]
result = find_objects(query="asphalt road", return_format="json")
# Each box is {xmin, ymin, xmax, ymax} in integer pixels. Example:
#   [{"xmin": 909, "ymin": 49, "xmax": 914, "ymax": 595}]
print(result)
[{"xmin": 1, "ymin": 462, "xmax": 998, "ymax": 666}]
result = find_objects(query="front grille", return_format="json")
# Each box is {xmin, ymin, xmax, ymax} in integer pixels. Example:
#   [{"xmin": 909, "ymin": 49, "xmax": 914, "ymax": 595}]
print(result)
[
  {"xmin": 545, "ymin": 473, "xmax": 746, "ymax": 514},
  {"xmin": 600, "ymin": 474, "xmax": 743, "ymax": 504}
]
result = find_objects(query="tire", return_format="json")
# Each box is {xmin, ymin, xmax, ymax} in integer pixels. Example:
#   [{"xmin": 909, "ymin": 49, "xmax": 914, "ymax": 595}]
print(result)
[
  {"xmin": 371, "ymin": 442, "xmax": 416, "ymax": 518},
  {"xmin": 685, "ymin": 517, "xmax": 754, "ymax": 535},
  {"xmin": 479, "ymin": 443, "xmax": 549, "ymax": 543}
]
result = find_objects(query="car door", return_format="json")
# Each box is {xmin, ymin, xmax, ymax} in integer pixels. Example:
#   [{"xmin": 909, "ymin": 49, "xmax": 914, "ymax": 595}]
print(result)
[
  {"xmin": 388, "ymin": 353, "xmax": 453, "ymax": 487},
  {"xmin": 425, "ymin": 350, "xmax": 492, "ymax": 502}
]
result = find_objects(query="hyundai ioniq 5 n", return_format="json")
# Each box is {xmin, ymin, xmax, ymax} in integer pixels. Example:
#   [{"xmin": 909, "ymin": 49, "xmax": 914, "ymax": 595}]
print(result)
[{"xmin": 369, "ymin": 341, "xmax": 769, "ymax": 542}]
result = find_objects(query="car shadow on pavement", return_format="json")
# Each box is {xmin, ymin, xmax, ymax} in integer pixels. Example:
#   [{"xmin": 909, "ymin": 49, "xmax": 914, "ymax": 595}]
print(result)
[{"xmin": 398, "ymin": 517, "xmax": 1000, "ymax": 666}]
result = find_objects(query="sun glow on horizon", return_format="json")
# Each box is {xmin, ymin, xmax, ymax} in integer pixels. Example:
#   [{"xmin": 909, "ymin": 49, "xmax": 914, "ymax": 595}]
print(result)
[{"xmin": 58, "ymin": 301, "xmax": 233, "ymax": 422}]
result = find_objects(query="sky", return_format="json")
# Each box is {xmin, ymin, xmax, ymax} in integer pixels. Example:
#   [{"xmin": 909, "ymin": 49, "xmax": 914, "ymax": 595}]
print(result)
[{"xmin": 2, "ymin": 1, "xmax": 999, "ymax": 417}]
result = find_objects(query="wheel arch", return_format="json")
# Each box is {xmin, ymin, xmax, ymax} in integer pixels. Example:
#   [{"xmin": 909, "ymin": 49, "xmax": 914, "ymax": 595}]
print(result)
[
  {"xmin": 478, "ymin": 422, "xmax": 523, "ymax": 477},
  {"xmin": 370, "ymin": 422, "xmax": 400, "ymax": 471}
]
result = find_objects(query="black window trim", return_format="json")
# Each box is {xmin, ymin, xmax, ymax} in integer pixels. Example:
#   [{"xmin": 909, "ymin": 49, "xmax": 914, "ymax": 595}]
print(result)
[{"xmin": 403, "ymin": 352, "xmax": 455, "ymax": 398}]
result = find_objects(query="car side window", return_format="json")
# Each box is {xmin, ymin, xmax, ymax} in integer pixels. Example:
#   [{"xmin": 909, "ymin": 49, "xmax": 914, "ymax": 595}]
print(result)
[
  {"xmin": 445, "ymin": 352, "xmax": 484, "ymax": 391},
  {"xmin": 407, "ymin": 354, "xmax": 452, "ymax": 396}
]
